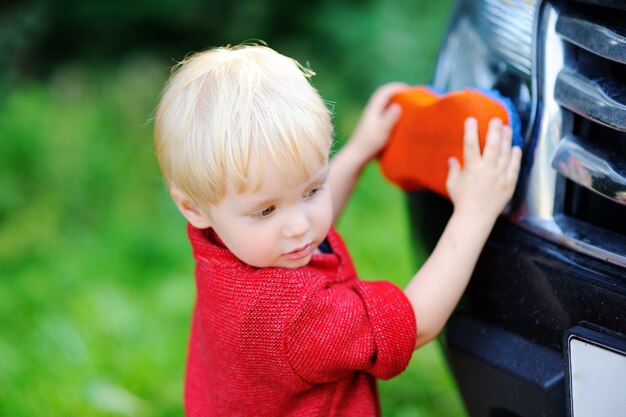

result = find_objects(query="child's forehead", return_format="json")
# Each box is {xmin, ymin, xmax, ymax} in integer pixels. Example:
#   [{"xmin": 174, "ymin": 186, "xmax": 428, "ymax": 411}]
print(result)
[
  {"xmin": 252, "ymin": 148, "xmax": 328, "ymax": 186},
  {"xmin": 230, "ymin": 150, "xmax": 329, "ymax": 200}
]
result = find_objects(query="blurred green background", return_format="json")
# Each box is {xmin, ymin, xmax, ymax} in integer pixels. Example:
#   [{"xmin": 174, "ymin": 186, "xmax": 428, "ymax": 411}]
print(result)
[{"xmin": 0, "ymin": 0, "xmax": 468, "ymax": 416}]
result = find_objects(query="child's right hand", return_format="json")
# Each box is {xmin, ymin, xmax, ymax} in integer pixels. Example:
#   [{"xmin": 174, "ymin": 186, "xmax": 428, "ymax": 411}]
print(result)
[
  {"xmin": 446, "ymin": 117, "xmax": 522, "ymax": 220},
  {"xmin": 345, "ymin": 82, "xmax": 407, "ymax": 165}
]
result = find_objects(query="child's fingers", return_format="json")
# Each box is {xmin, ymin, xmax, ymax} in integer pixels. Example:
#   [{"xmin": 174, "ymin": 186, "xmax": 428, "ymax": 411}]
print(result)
[
  {"xmin": 369, "ymin": 82, "xmax": 409, "ymax": 112},
  {"xmin": 497, "ymin": 125, "xmax": 513, "ymax": 170},
  {"xmin": 483, "ymin": 118, "xmax": 503, "ymax": 165},
  {"xmin": 507, "ymin": 146, "xmax": 523, "ymax": 183},
  {"xmin": 381, "ymin": 103, "xmax": 402, "ymax": 130},
  {"xmin": 446, "ymin": 157, "xmax": 461, "ymax": 192},
  {"xmin": 463, "ymin": 117, "xmax": 480, "ymax": 166}
]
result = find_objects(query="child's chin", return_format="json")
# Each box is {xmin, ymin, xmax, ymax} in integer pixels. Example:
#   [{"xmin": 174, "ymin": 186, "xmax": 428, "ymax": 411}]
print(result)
[{"xmin": 278, "ymin": 255, "xmax": 313, "ymax": 269}]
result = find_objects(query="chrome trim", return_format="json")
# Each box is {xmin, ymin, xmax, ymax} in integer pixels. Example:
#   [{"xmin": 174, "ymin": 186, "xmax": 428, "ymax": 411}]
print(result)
[
  {"xmin": 540, "ymin": 215, "xmax": 626, "ymax": 266},
  {"xmin": 518, "ymin": 3, "xmax": 563, "ymax": 224},
  {"xmin": 555, "ymin": 68, "xmax": 626, "ymax": 131},
  {"xmin": 552, "ymin": 135, "xmax": 626, "ymax": 205},
  {"xmin": 519, "ymin": 219, "xmax": 626, "ymax": 268},
  {"xmin": 556, "ymin": 9, "xmax": 626, "ymax": 64},
  {"xmin": 564, "ymin": 0, "xmax": 626, "ymax": 10}
]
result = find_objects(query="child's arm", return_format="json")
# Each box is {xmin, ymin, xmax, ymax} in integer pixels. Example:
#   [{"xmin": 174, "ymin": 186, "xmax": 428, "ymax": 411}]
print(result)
[
  {"xmin": 405, "ymin": 117, "xmax": 522, "ymax": 349},
  {"xmin": 329, "ymin": 82, "xmax": 407, "ymax": 223}
]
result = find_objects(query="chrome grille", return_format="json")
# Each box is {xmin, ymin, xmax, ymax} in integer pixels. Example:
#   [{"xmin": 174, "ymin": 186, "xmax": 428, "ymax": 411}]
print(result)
[
  {"xmin": 518, "ymin": 0, "xmax": 626, "ymax": 267},
  {"xmin": 552, "ymin": 1, "xmax": 626, "ymax": 206}
]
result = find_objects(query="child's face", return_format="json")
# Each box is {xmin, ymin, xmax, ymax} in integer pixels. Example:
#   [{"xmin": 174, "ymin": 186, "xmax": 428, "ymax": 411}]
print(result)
[{"xmin": 207, "ymin": 153, "xmax": 333, "ymax": 269}]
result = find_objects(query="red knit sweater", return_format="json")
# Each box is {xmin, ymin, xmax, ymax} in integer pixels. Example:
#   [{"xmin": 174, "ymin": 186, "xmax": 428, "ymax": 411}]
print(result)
[{"xmin": 185, "ymin": 225, "xmax": 417, "ymax": 417}]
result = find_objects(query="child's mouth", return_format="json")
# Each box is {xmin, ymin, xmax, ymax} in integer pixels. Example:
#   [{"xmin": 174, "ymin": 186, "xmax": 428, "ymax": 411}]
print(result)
[{"xmin": 285, "ymin": 243, "xmax": 314, "ymax": 260}]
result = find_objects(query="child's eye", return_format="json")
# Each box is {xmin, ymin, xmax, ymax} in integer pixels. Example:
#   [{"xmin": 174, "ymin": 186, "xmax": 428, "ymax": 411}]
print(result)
[
  {"xmin": 305, "ymin": 186, "xmax": 322, "ymax": 198},
  {"xmin": 253, "ymin": 206, "xmax": 275, "ymax": 218}
]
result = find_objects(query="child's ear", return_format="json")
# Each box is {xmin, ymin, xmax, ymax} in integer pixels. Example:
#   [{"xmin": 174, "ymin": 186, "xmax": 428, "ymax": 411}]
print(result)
[{"xmin": 170, "ymin": 187, "xmax": 212, "ymax": 229}]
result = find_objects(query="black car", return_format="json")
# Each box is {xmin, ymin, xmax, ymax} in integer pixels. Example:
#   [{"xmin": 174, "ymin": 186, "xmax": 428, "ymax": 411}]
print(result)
[{"xmin": 409, "ymin": 1, "xmax": 626, "ymax": 416}]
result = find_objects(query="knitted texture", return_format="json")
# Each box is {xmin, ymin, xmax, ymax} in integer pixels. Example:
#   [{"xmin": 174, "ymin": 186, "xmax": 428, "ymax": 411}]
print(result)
[
  {"xmin": 184, "ymin": 225, "xmax": 417, "ymax": 417},
  {"xmin": 379, "ymin": 86, "xmax": 522, "ymax": 198}
]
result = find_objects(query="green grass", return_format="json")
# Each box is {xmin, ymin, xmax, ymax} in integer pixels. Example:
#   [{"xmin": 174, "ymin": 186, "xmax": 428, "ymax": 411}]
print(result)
[
  {"xmin": 0, "ymin": 59, "xmax": 193, "ymax": 416},
  {"xmin": 0, "ymin": 1, "xmax": 467, "ymax": 415}
]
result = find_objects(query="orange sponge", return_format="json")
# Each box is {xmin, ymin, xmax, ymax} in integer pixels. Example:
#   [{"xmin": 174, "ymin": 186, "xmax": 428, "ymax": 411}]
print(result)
[{"xmin": 379, "ymin": 86, "xmax": 522, "ymax": 198}]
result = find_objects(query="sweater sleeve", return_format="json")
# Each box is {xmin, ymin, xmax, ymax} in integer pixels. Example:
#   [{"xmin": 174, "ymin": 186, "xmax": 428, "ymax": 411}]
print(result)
[{"xmin": 285, "ymin": 278, "xmax": 416, "ymax": 383}]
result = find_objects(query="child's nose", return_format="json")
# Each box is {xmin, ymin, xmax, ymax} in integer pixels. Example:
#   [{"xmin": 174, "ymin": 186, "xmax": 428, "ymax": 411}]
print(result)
[{"xmin": 283, "ymin": 210, "xmax": 310, "ymax": 238}]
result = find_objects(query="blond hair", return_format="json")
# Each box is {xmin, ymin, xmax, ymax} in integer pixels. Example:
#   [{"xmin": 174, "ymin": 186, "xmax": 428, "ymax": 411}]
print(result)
[{"xmin": 153, "ymin": 44, "xmax": 333, "ymax": 206}]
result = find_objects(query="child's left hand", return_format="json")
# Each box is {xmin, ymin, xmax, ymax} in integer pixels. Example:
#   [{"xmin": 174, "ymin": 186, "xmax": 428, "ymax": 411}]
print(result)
[
  {"xmin": 446, "ymin": 117, "xmax": 522, "ymax": 220},
  {"xmin": 346, "ymin": 82, "xmax": 408, "ymax": 164}
]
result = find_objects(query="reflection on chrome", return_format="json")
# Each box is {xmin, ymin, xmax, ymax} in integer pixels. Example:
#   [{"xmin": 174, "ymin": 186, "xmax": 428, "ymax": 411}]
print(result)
[
  {"xmin": 555, "ymin": 68, "xmax": 626, "ymax": 132},
  {"xmin": 433, "ymin": 0, "xmax": 537, "ymax": 90},
  {"xmin": 552, "ymin": 135, "xmax": 626, "ymax": 206},
  {"xmin": 479, "ymin": 0, "xmax": 537, "ymax": 75}
]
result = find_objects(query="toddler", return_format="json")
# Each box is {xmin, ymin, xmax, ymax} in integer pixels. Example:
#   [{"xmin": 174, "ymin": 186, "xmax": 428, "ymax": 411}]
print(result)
[{"xmin": 153, "ymin": 44, "xmax": 522, "ymax": 417}]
